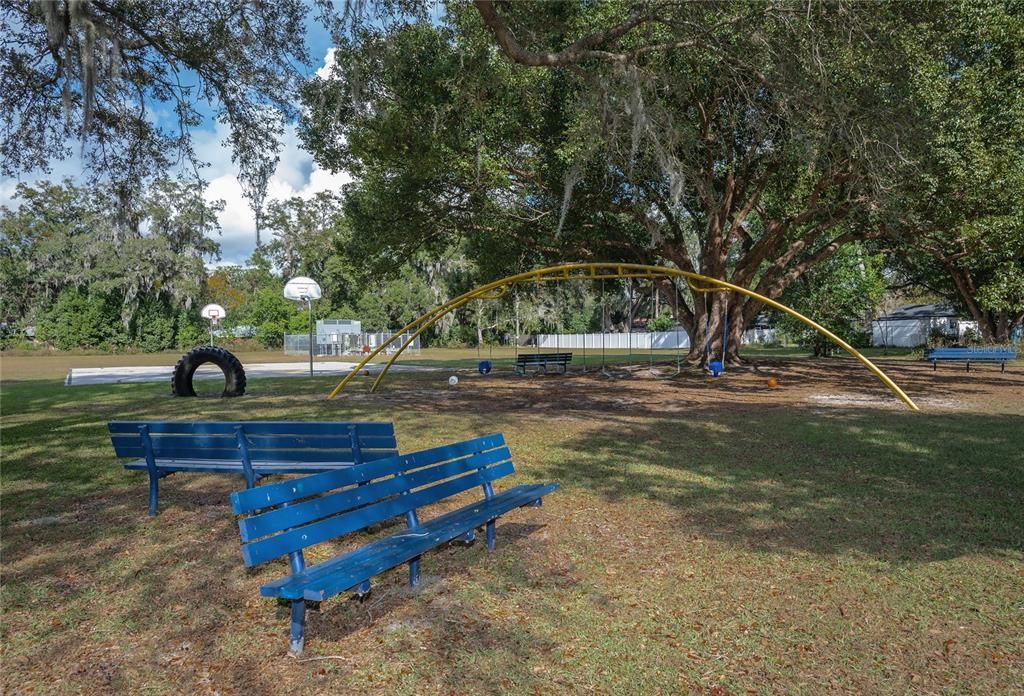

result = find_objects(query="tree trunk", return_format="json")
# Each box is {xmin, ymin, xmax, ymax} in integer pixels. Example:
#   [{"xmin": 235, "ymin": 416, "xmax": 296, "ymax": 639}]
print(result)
[
  {"xmin": 513, "ymin": 293, "xmax": 521, "ymax": 346},
  {"xmin": 994, "ymin": 311, "xmax": 1010, "ymax": 343},
  {"xmin": 683, "ymin": 291, "xmax": 744, "ymax": 365}
]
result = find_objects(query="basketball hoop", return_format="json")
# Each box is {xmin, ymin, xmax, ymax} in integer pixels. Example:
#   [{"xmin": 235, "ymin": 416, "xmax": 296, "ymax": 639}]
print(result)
[
  {"xmin": 200, "ymin": 304, "xmax": 226, "ymax": 345},
  {"xmin": 283, "ymin": 277, "xmax": 323, "ymax": 377},
  {"xmin": 201, "ymin": 304, "xmax": 225, "ymax": 322},
  {"xmin": 283, "ymin": 277, "xmax": 322, "ymax": 302}
]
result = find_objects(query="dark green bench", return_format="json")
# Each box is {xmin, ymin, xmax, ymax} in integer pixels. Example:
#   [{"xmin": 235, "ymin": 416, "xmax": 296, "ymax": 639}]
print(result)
[
  {"xmin": 108, "ymin": 421, "xmax": 398, "ymax": 515},
  {"xmin": 514, "ymin": 352, "xmax": 573, "ymax": 375},
  {"xmin": 230, "ymin": 433, "xmax": 558, "ymax": 653}
]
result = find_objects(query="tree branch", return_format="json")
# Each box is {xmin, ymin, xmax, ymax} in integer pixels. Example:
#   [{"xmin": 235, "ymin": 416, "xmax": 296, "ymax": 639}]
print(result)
[{"xmin": 474, "ymin": 0, "xmax": 652, "ymax": 66}]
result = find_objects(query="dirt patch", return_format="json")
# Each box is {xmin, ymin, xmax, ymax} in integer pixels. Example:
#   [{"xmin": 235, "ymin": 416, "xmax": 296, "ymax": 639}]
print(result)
[{"xmin": 355, "ymin": 357, "xmax": 1024, "ymax": 417}]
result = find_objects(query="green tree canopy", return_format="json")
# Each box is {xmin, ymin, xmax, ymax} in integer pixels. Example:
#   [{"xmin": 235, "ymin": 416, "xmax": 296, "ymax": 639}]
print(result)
[
  {"xmin": 1, "ymin": 0, "xmax": 313, "ymax": 238},
  {"xmin": 0, "ymin": 177, "xmax": 222, "ymax": 348},
  {"xmin": 884, "ymin": 1, "xmax": 1024, "ymax": 341},
  {"xmin": 302, "ymin": 1, "xmax": 946, "ymax": 363}
]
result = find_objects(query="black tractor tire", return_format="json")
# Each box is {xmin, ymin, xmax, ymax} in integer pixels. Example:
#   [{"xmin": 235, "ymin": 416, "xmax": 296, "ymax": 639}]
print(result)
[{"xmin": 171, "ymin": 346, "xmax": 247, "ymax": 397}]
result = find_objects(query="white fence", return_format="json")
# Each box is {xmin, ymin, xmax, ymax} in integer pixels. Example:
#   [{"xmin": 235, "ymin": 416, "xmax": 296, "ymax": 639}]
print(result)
[
  {"xmin": 535, "ymin": 328, "xmax": 776, "ymax": 350},
  {"xmin": 284, "ymin": 331, "xmax": 421, "ymax": 356}
]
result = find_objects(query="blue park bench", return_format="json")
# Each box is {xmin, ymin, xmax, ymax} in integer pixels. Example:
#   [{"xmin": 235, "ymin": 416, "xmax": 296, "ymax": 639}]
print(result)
[
  {"xmin": 924, "ymin": 347, "xmax": 1017, "ymax": 372},
  {"xmin": 230, "ymin": 433, "xmax": 559, "ymax": 654},
  {"xmin": 108, "ymin": 421, "xmax": 398, "ymax": 516}
]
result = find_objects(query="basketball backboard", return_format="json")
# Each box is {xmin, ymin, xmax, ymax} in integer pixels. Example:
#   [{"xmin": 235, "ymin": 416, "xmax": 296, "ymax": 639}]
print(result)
[
  {"xmin": 283, "ymin": 277, "xmax": 322, "ymax": 301},
  {"xmin": 201, "ymin": 303, "xmax": 226, "ymax": 322}
]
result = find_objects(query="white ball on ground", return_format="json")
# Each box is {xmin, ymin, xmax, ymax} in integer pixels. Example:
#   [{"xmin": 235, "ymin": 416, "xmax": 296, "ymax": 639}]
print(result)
[{"xmin": 448, "ymin": 375, "xmax": 459, "ymax": 386}]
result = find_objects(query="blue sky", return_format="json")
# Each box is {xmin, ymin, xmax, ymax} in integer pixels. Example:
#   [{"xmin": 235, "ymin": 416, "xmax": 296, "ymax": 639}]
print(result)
[{"xmin": 0, "ymin": 10, "xmax": 348, "ymax": 266}]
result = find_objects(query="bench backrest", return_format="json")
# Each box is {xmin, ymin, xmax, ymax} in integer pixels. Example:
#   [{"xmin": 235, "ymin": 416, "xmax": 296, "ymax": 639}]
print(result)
[
  {"xmin": 516, "ymin": 352, "xmax": 573, "ymax": 363},
  {"xmin": 230, "ymin": 433, "xmax": 511, "ymax": 568},
  {"xmin": 925, "ymin": 347, "xmax": 1016, "ymax": 359},
  {"xmin": 108, "ymin": 421, "xmax": 398, "ymax": 464}
]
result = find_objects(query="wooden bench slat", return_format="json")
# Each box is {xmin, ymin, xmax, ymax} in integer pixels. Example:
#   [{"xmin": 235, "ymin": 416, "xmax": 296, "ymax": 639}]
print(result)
[
  {"xmin": 108, "ymin": 421, "xmax": 396, "ymax": 437},
  {"xmin": 112, "ymin": 434, "xmax": 396, "ymax": 451},
  {"xmin": 231, "ymin": 434, "xmax": 506, "ymax": 514},
  {"xmin": 305, "ymin": 483, "xmax": 555, "ymax": 601},
  {"xmin": 924, "ymin": 348, "xmax": 1015, "ymax": 359},
  {"xmin": 239, "ymin": 446, "xmax": 512, "ymax": 541},
  {"xmin": 121, "ymin": 457, "xmax": 396, "ymax": 474},
  {"xmin": 111, "ymin": 434, "xmax": 397, "ymax": 454},
  {"xmin": 241, "ymin": 460, "xmax": 515, "ymax": 567},
  {"xmin": 516, "ymin": 353, "xmax": 572, "ymax": 362},
  {"xmin": 114, "ymin": 445, "xmax": 398, "ymax": 463},
  {"xmin": 262, "ymin": 483, "xmax": 557, "ymax": 601},
  {"xmin": 247, "ymin": 435, "xmax": 397, "ymax": 450}
]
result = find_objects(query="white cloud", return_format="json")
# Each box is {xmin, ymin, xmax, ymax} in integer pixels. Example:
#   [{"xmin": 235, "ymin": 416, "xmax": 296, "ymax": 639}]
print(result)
[
  {"xmin": 193, "ymin": 47, "xmax": 351, "ymax": 263},
  {"xmin": 316, "ymin": 48, "xmax": 339, "ymax": 79},
  {"xmin": 202, "ymin": 119, "xmax": 351, "ymax": 264},
  {"xmin": 202, "ymin": 47, "xmax": 350, "ymax": 263}
]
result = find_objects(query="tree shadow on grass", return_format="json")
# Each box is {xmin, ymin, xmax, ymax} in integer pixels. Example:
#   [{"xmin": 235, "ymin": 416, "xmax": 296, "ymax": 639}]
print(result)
[
  {"xmin": 534, "ymin": 407, "xmax": 1024, "ymax": 563},
  {"xmin": 3, "ymin": 462, "xmax": 556, "ymax": 691}
]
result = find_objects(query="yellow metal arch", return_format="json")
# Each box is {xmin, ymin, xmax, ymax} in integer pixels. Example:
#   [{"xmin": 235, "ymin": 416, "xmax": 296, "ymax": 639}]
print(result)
[{"xmin": 327, "ymin": 263, "xmax": 919, "ymax": 411}]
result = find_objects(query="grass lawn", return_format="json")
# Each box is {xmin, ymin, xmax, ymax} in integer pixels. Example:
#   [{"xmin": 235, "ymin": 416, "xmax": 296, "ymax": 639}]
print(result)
[
  {"xmin": 0, "ymin": 343, "xmax": 925, "ymax": 382},
  {"xmin": 1, "ymin": 353, "xmax": 1022, "ymax": 693}
]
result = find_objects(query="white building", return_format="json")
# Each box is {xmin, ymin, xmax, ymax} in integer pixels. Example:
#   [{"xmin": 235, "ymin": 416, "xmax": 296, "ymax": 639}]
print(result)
[{"xmin": 871, "ymin": 304, "xmax": 977, "ymax": 348}]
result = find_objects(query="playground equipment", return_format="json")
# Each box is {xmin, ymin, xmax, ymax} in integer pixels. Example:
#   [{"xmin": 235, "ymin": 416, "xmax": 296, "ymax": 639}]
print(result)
[
  {"xmin": 327, "ymin": 263, "xmax": 920, "ymax": 411},
  {"xmin": 171, "ymin": 346, "xmax": 247, "ymax": 397}
]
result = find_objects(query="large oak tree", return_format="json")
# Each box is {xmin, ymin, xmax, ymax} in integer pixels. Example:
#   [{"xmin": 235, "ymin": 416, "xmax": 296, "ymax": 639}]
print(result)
[{"xmin": 302, "ymin": 1, "xmax": 937, "ymax": 361}]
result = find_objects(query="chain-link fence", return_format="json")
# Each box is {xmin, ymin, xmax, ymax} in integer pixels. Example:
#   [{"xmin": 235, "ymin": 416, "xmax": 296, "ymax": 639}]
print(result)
[{"xmin": 284, "ymin": 332, "xmax": 421, "ymax": 356}]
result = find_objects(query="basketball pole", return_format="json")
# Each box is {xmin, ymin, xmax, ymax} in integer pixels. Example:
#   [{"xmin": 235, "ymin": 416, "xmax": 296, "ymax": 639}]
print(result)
[{"xmin": 306, "ymin": 296, "xmax": 313, "ymax": 377}]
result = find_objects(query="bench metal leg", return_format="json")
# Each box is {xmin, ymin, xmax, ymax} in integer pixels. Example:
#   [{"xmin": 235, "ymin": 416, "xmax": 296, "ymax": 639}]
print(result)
[
  {"xmin": 147, "ymin": 472, "xmax": 159, "ymax": 516},
  {"xmin": 486, "ymin": 520, "xmax": 496, "ymax": 551},
  {"xmin": 289, "ymin": 599, "xmax": 306, "ymax": 654},
  {"xmin": 409, "ymin": 557, "xmax": 421, "ymax": 587}
]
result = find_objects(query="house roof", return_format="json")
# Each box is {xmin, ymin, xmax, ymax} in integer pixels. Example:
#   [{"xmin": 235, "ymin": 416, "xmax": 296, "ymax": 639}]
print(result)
[{"xmin": 876, "ymin": 303, "xmax": 964, "ymax": 321}]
